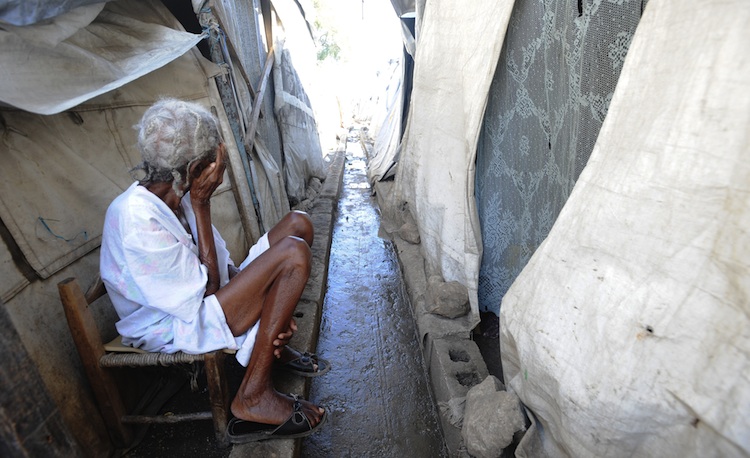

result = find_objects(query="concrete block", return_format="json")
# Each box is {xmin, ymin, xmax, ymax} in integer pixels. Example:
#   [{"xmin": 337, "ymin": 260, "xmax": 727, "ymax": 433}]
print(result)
[{"xmin": 428, "ymin": 336, "xmax": 489, "ymax": 455}]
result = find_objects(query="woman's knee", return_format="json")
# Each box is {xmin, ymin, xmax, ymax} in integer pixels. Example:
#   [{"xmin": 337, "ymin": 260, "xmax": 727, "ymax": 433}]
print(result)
[
  {"xmin": 278, "ymin": 235, "xmax": 312, "ymax": 273},
  {"xmin": 286, "ymin": 211, "xmax": 313, "ymax": 245}
]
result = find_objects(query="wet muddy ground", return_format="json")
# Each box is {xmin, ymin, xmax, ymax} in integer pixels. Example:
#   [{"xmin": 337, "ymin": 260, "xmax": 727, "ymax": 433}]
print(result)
[{"xmin": 300, "ymin": 133, "xmax": 447, "ymax": 457}]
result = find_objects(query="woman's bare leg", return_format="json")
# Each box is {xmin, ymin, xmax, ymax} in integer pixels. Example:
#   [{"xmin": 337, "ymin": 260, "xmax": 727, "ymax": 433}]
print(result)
[
  {"xmin": 266, "ymin": 211, "xmax": 319, "ymax": 365},
  {"xmin": 215, "ymin": 235, "xmax": 324, "ymax": 426}
]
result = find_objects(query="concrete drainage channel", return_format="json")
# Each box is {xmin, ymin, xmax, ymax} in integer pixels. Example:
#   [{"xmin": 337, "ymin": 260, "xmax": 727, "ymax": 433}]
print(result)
[
  {"xmin": 299, "ymin": 130, "xmax": 447, "ymax": 457},
  {"xmin": 306, "ymin": 126, "xmax": 502, "ymax": 456}
]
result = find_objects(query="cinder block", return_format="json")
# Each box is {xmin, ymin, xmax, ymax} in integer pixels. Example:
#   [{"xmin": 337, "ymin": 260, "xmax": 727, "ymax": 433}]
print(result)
[{"xmin": 428, "ymin": 336, "xmax": 489, "ymax": 454}]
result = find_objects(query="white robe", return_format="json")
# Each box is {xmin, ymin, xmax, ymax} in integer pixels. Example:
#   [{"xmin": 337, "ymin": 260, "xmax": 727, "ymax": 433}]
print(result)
[{"xmin": 100, "ymin": 182, "xmax": 265, "ymax": 366}]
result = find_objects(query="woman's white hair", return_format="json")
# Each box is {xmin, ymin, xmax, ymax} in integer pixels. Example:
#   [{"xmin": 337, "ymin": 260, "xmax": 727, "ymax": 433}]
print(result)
[{"xmin": 132, "ymin": 98, "xmax": 222, "ymax": 196}]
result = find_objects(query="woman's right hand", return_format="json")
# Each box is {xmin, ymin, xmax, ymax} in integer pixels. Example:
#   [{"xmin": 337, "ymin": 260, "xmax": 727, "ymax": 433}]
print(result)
[
  {"xmin": 189, "ymin": 144, "xmax": 226, "ymax": 205},
  {"xmin": 273, "ymin": 318, "xmax": 297, "ymax": 358}
]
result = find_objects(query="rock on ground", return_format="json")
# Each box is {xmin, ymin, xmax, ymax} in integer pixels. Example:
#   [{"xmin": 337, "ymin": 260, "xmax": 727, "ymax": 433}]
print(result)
[{"xmin": 461, "ymin": 376, "xmax": 526, "ymax": 458}]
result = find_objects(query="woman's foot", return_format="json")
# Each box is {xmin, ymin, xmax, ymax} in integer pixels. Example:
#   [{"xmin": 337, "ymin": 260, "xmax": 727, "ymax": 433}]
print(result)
[
  {"xmin": 231, "ymin": 389, "xmax": 325, "ymax": 427},
  {"xmin": 228, "ymin": 393, "xmax": 327, "ymax": 443}
]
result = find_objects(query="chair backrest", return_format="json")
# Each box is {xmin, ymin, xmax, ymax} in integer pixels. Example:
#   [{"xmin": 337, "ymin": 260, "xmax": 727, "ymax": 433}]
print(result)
[{"xmin": 84, "ymin": 274, "xmax": 107, "ymax": 305}]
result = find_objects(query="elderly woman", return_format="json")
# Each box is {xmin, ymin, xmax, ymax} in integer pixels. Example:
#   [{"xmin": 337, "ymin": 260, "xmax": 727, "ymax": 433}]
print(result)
[{"xmin": 100, "ymin": 99, "xmax": 326, "ymax": 443}]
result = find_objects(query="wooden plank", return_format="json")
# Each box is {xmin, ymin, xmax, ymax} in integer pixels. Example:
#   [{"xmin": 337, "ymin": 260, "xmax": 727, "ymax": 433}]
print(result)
[
  {"xmin": 260, "ymin": 0, "xmax": 273, "ymax": 54},
  {"xmin": 245, "ymin": 46, "xmax": 275, "ymax": 149},
  {"xmin": 84, "ymin": 273, "xmax": 106, "ymax": 304},
  {"xmin": 58, "ymin": 278, "xmax": 132, "ymax": 447}
]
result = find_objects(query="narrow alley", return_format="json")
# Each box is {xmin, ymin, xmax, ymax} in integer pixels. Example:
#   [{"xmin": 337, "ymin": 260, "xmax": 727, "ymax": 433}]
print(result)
[{"xmin": 300, "ymin": 130, "xmax": 447, "ymax": 457}]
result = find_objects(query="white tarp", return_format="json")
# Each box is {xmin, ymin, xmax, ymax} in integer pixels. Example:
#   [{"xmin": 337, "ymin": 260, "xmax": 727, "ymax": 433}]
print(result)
[
  {"xmin": 0, "ymin": 0, "xmax": 203, "ymax": 114},
  {"xmin": 389, "ymin": 0, "xmax": 514, "ymax": 321},
  {"xmin": 366, "ymin": 60, "xmax": 401, "ymax": 186},
  {"xmin": 0, "ymin": 0, "xmax": 107, "ymax": 26},
  {"xmin": 0, "ymin": 0, "xmax": 242, "ymax": 290},
  {"xmin": 271, "ymin": 0, "xmax": 326, "ymax": 203},
  {"xmin": 500, "ymin": 0, "xmax": 750, "ymax": 456}
]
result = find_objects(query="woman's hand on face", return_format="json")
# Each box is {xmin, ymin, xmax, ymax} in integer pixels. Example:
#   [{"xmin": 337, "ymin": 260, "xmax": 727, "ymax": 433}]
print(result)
[{"xmin": 189, "ymin": 144, "xmax": 226, "ymax": 205}]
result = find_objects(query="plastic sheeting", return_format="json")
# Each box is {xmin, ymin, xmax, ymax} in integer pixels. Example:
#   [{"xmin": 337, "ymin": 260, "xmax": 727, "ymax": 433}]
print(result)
[
  {"xmin": 500, "ymin": 0, "xmax": 750, "ymax": 456},
  {"xmin": 388, "ymin": 0, "xmax": 514, "ymax": 320},
  {"xmin": 271, "ymin": 0, "xmax": 325, "ymax": 204},
  {"xmin": 0, "ymin": 0, "xmax": 107, "ymax": 26},
  {"xmin": 0, "ymin": 0, "xmax": 204, "ymax": 114},
  {"xmin": 366, "ymin": 60, "xmax": 402, "ymax": 186},
  {"xmin": 272, "ymin": 43, "xmax": 325, "ymax": 203}
]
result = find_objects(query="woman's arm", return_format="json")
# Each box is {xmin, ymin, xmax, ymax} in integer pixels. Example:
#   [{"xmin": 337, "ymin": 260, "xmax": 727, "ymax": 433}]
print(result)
[
  {"xmin": 228, "ymin": 264, "xmax": 241, "ymax": 279},
  {"xmin": 188, "ymin": 145, "xmax": 227, "ymax": 297}
]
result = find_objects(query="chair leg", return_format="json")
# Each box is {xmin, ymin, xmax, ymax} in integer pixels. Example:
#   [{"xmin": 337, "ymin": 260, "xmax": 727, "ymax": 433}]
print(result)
[
  {"xmin": 204, "ymin": 351, "xmax": 229, "ymax": 444},
  {"xmin": 58, "ymin": 278, "xmax": 132, "ymax": 447}
]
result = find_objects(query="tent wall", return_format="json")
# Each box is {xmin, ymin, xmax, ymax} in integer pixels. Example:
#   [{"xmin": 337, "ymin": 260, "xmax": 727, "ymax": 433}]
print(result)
[
  {"xmin": 0, "ymin": 303, "xmax": 80, "ymax": 456},
  {"xmin": 386, "ymin": 0, "xmax": 514, "ymax": 330},
  {"xmin": 270, "ymin": 0, "xmax": 327, "ymax": 205},
  {"xmin": 0, "ymin": 0, "xmax": 105, "ymax": 26},
  {"xmin": 377, "ymin": 0, "xmax": 748, "ymax": 455},
  {"xmin": 0, "ymin": 1, "xmax": 204, "ymax": 115},
  {"xmin": 366, "ymin": 61, "xmax": 402, "ymax": 186},
  {"xmin": 500, "ymin": 0, "xmax": 750, "ymax": 455}
]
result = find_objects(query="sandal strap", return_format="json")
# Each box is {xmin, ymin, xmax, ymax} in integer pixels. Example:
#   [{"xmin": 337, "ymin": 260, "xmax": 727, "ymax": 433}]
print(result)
[{"xmin": 273, "ymin": 394, "xmax": 312, "ymax": 435}]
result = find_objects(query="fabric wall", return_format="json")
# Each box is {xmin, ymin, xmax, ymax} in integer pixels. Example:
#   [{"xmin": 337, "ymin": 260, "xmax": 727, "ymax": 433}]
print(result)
[
  {"xmin": 500, "ymin": 0, "xmax": 750, "ymax": 455},
  {"xmin": 0, "ymin": 1, "xmax": 239, "ymax": 291},
  {"xmin": 272, "ymin": 44, "xmax": 326, "ymax": 203},
  {"xmin": 0, "ymin": 0, "xmax": 106, "ymax": 26},
  {"xmin": 475, "ymin": 0, "xmax": 646, "ymax": 315},
  {"xmin": 366, "ymin": 60, "xmax": 402, "ymax": 186},
  {"xmin": 271, "ymin": 0, "xmax": 326, "ymax": 204},
  {"xmin": 0, "ymin": 0, "xmax": 204, "ymax": 115},
  {"xmin": 390, "ymin": 0, "xmax": 514, "ymax": 321}
]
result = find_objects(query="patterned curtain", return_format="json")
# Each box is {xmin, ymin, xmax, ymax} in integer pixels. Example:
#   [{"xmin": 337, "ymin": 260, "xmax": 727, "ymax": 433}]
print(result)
[{"xmin": 476, "ymin": 0, "xmax": 648, "ymax": 314}]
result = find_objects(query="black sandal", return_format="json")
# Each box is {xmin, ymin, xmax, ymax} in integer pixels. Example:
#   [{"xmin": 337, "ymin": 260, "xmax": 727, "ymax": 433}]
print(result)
[
  {"xmin": 227, "ymin": 394, "xmax": 327, "ymax": 443},
  {"xmin": 276, "ymin": 348, "xmax": 331, "ymax": 377}
]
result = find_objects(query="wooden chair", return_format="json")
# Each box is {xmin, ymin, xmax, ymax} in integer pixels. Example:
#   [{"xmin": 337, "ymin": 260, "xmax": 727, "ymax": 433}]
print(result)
[{"xmin": 58, "ymin": 276, "xmax": 232, "ymax": 447}]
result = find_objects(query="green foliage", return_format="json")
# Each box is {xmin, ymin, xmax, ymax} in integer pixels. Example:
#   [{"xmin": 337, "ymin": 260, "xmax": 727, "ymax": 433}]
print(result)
[
  {"xmin": 316, "ymin": 29, "xmax": 341, "ymax": 61},
  {"xmin": 312, "ymin": 0, "xmax": 343, "ymax": 62}
]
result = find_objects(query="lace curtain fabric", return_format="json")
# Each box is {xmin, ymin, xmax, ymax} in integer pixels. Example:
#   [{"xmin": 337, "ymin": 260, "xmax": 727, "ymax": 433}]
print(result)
[{"xmin": 475, "ymin": 0, "xmax": 647, "ymax": 314}]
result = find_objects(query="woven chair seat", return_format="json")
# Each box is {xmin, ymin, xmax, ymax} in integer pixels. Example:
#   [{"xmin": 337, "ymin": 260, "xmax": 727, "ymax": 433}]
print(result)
[{"xmin": 101, "ymin": 335, "xmax": 236, "ymax": 367}]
